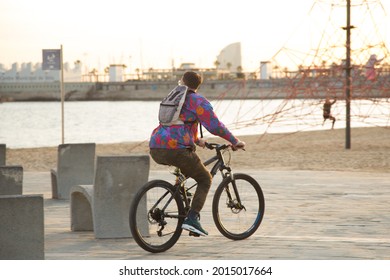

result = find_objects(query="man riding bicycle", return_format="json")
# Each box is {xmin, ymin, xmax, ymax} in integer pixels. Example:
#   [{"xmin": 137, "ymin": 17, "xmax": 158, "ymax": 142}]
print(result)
[{"xmin": 149, "ymin": 71, "xmax": 245, "ymax": 236}]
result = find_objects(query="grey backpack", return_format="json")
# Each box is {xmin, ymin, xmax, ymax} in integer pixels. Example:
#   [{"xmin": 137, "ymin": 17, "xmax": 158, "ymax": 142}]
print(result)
[{"xmin": 158, "ymin": 85, "xmax": 189, "ymax": 126}]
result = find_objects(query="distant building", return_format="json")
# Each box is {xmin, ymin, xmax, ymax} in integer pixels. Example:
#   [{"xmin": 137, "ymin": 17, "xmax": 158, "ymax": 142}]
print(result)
[
  {"xmin": 216, "ymin": 42, "xmax": 242, "ymax": 73},
  {"xmin": 180, "ymin": 63, "xmax": 196, "ymax": 70},
  {"xmin": 0, "ymin": 61, "xmax": 83, "ymax": 82},
  {"xmin": 109, "ymin": 64, "xmax": 126, "ymax": 82},
  {"xmin": 260, "ymin": 61, "xmax": 271, "ymax": 79},
  {"xmin": 0, "ymin": 42, "xmax": 245, "ymax": 83}
]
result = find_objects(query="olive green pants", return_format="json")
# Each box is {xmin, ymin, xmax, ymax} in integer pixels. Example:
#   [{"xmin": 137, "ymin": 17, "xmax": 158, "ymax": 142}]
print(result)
[{"xmin": 150, "ymin": 148, "xmax": 212, "ymax": 213}]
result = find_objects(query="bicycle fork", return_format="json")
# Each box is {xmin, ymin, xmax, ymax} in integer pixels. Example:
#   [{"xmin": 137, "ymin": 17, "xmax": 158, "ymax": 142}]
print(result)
[{"xmin": 221, "ymin": 169, "xmax": 246, "ymax": 213}]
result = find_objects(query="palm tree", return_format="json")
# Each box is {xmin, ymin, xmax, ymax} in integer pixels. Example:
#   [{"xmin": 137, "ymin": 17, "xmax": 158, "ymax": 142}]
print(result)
[
  {"xmin": 226, "ymin": 62, "xmax": 232, "ymax": 72},
  {"xmin": 135, "ymin": 68, "xmax": 141, "ymax": 80},
  {"xmin": 236, "ymin": 65, "xmax": 244, "ymax": 79},
  {"xmin": 214, "ymin": 60, "xmax": 220, "ymax": 69},
  {"xmin": 273, "ymin": 65, "xmax": 280, "ymax": 78},
  {"xmin": 90, "ymin": 68, "xmax": 99, "ymax": 82},
  {"xmin": 283, "ymin": 67, "xmax": 289, "ymax": 78}
]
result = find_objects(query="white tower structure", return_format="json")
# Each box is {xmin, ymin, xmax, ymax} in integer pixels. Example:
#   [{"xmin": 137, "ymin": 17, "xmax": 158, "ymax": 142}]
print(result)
[{"xmin": 109, "ymin": 64, "xmax": 126, "ymax": 82}]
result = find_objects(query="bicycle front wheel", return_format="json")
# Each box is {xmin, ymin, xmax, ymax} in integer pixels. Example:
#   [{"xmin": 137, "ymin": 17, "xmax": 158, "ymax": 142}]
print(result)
[
  {"xmin": 129, "ymin": 180, "xmax": 185, "ymax": 253},
  {"xmin": 212, "ymin": 173, "xmax": 265, "ymax": 240}
]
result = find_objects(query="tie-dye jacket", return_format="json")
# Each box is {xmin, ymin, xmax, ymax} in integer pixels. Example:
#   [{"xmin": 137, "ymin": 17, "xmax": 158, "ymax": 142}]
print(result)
[{"xmin": 149, "ymin": 92, "xmax": 238, "ymax": 149}]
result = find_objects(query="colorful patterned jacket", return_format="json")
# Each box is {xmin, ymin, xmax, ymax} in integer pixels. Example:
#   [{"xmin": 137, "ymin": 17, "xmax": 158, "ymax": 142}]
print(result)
[{"xmin": 149, "ymin": 92, "xmax": 238, "ymax": 149}]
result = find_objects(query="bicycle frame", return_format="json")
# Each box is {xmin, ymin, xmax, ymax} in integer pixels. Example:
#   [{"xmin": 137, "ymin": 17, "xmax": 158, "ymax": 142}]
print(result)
[
  {"xmin": 130, "ymin": 142, "xmax": 264, "ymax": 252},
  {"xmin": 155, "ymin": 143, "xmax": 241, "ymax": 222}
]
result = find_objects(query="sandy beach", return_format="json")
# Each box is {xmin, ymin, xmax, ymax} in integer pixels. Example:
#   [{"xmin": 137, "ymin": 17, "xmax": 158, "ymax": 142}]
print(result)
[{"xmin": 6, "ymin": 127, "xmax": 390, "ymax": 173}]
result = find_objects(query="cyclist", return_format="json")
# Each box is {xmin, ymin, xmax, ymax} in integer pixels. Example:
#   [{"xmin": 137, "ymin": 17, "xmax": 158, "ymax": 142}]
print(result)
[{"xmin": 149, "ymin": 71, "xmax": 245, "ymax": 236}]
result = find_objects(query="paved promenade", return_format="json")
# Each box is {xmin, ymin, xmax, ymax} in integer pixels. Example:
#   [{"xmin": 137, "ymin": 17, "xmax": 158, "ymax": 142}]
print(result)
[{"xmin": 23, "ymin": 169, "xmax": 390, "ymax": 260}]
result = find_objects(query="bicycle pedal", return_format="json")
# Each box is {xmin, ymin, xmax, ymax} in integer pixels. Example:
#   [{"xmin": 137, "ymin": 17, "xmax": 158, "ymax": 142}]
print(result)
[{"xmin": 189, "ymin": 231, "xmax": 200, "ymax": 237}]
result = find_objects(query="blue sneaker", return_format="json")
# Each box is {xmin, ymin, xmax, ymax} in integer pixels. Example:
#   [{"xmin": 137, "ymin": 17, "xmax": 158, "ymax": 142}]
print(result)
[{"xmin": 182, "ymin": 216, "xmax": 208, "ymax": 236}]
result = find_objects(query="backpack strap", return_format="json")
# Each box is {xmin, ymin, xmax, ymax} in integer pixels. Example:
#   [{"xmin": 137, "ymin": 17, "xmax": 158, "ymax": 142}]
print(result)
[{"xmin": 186, "ymin": 89, "xmax": 203, "ymax": 138}]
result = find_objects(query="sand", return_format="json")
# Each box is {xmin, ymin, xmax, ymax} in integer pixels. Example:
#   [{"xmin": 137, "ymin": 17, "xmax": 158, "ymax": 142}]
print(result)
[{"xmin": 6, "ymin": 127, "xmax": 390, "ymax": 173}]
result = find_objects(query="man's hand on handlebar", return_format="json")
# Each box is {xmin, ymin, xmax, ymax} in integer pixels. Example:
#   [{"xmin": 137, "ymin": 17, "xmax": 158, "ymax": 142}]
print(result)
[
  {"xmin": 232, "ymin": 140, "xmax": 246, "ymax": 151},
  {"xmin": 197, "ymin": 138, "xmax": 207, "ymax": 148},
  {"xmin": 197, "ymin": 139, "xmax": 245, "ymax": 151}
]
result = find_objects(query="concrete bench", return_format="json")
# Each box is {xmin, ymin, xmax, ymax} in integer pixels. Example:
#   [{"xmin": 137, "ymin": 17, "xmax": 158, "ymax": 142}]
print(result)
[
  {"xmin": 51, "ymin": 143, "xmax": 96, "ymax": 199},
  {"xmin": 0, "ymin": 195, "xmax": 44, "ymax": 260},
  {"xmin": 0, "ymin": 144, "xmax": 5, "ymax": 166},
  {"xmin": 71, "ymin": 155, "xmax": 149, "ymax": 238},
  {"xmin": 0, "ymin": 165, "xmax": 23, "ymax": 195}
]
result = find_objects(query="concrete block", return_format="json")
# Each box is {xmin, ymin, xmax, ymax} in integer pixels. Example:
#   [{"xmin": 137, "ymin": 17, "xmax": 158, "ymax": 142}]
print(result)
[
  {"xmin": 50, "ymin": 169, "xmax": 58, "ymax": 199},
  {"xmin": 51, "ymin": 143, "xmax": 96, "ymax": 199},
  {"xmin": 70, "ymin": 155, "xmax": 149, "ymax": 238},
  {"xmin": 0, "ymin": 195, "xmax": 44, "ymax": 260},
  {"xmin": 0, "ymin": 144, "xmax": 5, "ymax": 166},
  {"xmin": 0, "ymin": 166, "xmax": 23, "ymax": 195},
  {"xmin": 70, "ymin": 185, "xmax": 93, "ymax": 231},
  {"xmin": 93, "ymin": 155, "xmax": 149, "ymax": 238}
]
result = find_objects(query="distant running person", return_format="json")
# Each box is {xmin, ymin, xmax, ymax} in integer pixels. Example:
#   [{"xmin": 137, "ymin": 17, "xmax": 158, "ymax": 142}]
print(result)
[{"xmin": 323, "ymin": 97, "xmax": 337, "ymax": 129}]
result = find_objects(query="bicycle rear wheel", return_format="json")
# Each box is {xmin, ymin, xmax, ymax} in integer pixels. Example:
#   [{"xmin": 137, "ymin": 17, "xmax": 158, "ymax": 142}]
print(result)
[
  {"xmin": 129, "ymin": 180, "xmax": 185, "ymax": 253},
  {"xmin": 212, "ymin": 173, "xmax": 265, "ymax": 240}
]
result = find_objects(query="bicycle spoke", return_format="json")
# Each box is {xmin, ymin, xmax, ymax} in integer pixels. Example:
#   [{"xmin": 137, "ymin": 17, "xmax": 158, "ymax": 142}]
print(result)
[
  {"xmin": 130, "ymin": 180, "xmax": 184, "ymax": 253},
  {"xmin": 213, "ymin": 174, "xmax": 264, "ymax": 240},
  {"xmin": 131, "ymin": 143, "xmax": 265, "ymax": 252},
  {"xmin": 220, "ymin": 184, "xmax": 257, "ymax": 232}
]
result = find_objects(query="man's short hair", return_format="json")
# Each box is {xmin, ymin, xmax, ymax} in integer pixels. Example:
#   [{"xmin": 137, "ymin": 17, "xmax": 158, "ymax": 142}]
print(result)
[{"xmin": 183, "ymin": 71, "xmax": 202, "ymax": 90}]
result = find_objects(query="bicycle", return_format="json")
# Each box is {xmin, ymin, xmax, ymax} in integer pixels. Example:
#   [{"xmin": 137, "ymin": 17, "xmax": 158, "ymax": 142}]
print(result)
[{"xmin": 129, "ymin": 142, "xmax": 265, "ymax": 253}]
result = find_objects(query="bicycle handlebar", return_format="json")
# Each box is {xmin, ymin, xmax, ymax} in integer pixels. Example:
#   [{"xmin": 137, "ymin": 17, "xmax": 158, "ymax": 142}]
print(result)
[
  {"xmin": 204, "ymin": 142, "xmax": 245, "ymax": 151},
  {"xmin": 204, "ymin": 142, "xmax": 227, "ymax": 150}
]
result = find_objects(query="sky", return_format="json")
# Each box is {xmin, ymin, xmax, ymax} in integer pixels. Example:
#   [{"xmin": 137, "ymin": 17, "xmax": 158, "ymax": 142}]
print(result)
[{"xmin": 1, "ymin": 0, "xmax": 390, "ymax": 73}]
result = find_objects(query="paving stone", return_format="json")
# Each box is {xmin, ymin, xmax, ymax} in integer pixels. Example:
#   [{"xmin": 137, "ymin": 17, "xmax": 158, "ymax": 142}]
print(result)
[{"xmin": 22, "ymin": 170, "xmax": 390, "ymax": 260}]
